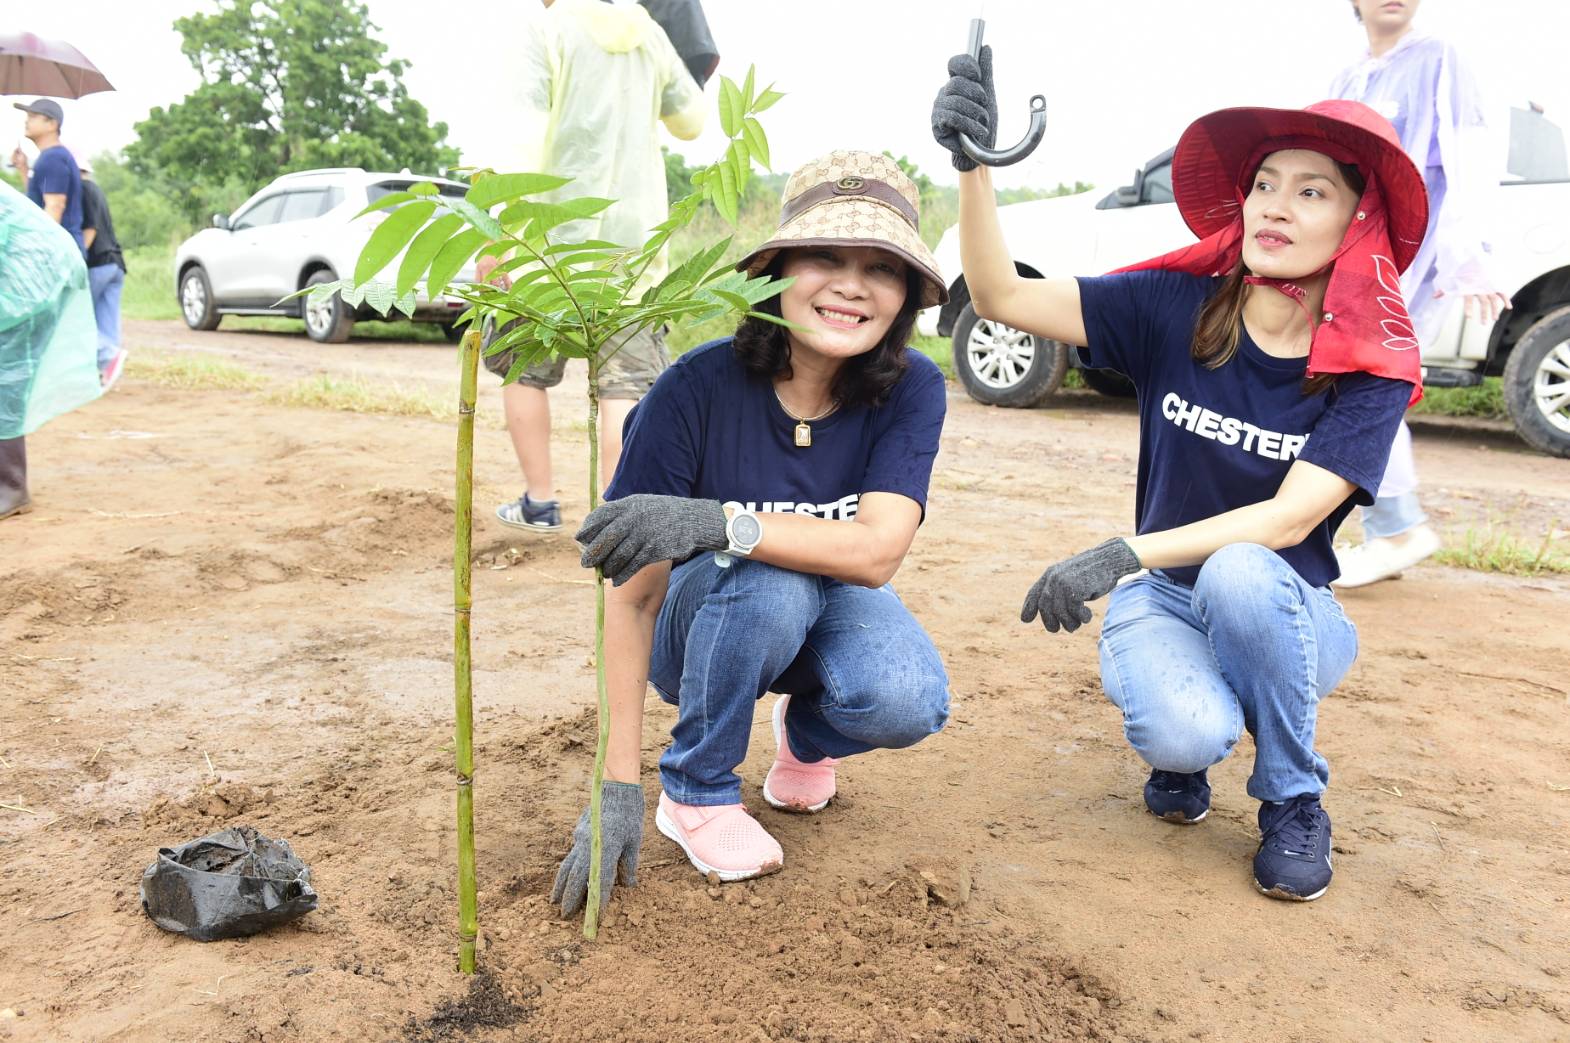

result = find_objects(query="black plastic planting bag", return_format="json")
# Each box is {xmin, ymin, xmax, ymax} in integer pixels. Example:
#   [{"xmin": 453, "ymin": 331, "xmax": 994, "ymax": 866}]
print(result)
[{"xmin": 140, "ymin": 826, "xmax": 317, "ymax": 941}]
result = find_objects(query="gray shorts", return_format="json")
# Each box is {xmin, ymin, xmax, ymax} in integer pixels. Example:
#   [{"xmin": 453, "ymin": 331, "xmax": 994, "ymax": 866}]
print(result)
[{"xmin": 482, "ymin": 320, "xmax": 669, "ymax": 400}]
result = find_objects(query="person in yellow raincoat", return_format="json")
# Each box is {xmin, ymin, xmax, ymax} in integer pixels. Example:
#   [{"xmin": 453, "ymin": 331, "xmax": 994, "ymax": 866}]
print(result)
[{"xmin": 481, "ymin": 0, "xmax": 707, "ymax": 534}]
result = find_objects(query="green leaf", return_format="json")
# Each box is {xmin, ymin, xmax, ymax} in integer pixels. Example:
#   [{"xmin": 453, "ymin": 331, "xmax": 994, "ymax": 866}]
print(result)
[
  {"xmin": 714, "ymin": 161, "xmax": 739, "ymax": 226},
  {"xmin": 741, "ymin": 66, "xmax": 756, "ymax": 111},
  {"xmin": 276, "ymin": 278, "xmax": 344, "ymax": 306},
  {"xmin": 712, "ymin": 289, "xmax": 750, "ymax": 311},
  {"xmin": 561, "ymin": 196, "xmax": 615, "ymax": 220},
  {"xmin": 497, "ymin": 199, "xmax": 606, "ymax": 239},
  {"xmin": 753, "ymin": 87, "xmax": 785, "ymax": 114},
  {"xmin": 396, "ymin": 212, "xmax": 464, "ymax": 298},
  {"xmin": 438, "ymin": 195, "xmax": 506, "ymax": 241},
  {"xmin": 466, "ymin": 172, "xmax": 572, "ymax": 209},
  {"xmin": 719, "ymin": 76, "xmax": 743, "ymax": 138},
  {"xmin": 354, "ymin": 191, "xmax": 416, "ymax": 219},
  {"xmin": 544, "ymin": 239, "xmax": 622, "ymax": 255},
  {"xmin": 427, "ymin": 227, "xmax": 490, "ymax": 298},
  {"xmin": 729, "ymin": 140, "xmax": 750, "ymax": 193},
  {"xmin": 355, "ymin": 200, "xmax": 437, "ymax": 284},
  {"xmin": 655, "ymin": 235, "xmax": 732, "ymax": 298},
  {"xmin": 744, "ymin": 309, "xmax": 802, "ymax": 329},
  {"xmin": 407, "ymin": 182, "xmax": 440, "ymax": 196},
  {"xmin": 742, "ymin": 118, "xmax": 771, "ymax": 170}
]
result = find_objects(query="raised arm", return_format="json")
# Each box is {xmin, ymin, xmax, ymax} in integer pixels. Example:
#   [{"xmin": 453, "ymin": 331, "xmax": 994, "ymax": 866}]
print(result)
[
  {"xmin": 933, "ymin": 48, "xmax": 1088, "ymax": 347},
  {"xmin": 958, "ymin": 166, "xmax": 1087, "ymax": 346}
]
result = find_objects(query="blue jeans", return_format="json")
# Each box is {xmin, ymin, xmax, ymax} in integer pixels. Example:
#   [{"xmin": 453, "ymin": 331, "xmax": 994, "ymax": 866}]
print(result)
[
  {"xmin": 88, "ymin": 263, "xmax": 124, "ymax": 369},
  {"xmin": 1097, "ymin": 543, "xmax": 1358, "ymax": 803},
  {"xmin": 650, "ymin": 556, "xmax": 950, "ymax": 806}
]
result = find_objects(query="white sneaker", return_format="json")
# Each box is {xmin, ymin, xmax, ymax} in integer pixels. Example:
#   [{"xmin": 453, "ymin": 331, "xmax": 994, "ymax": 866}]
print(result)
[{"xmin": 1333, "ymin": 525, "xmax": 1442, "ymax": 588}]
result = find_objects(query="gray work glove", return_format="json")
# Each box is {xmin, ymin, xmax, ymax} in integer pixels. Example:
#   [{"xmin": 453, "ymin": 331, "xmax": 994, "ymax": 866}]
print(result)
[
  {"xmin": 1020, "ymin": 538, "xmax": 1142, "ymax": 634},
  {"xmin": 931, "ymin": 47, "xmax": 997, "ymax": 172},
  {"xmin": 576, "ymin": 494, "xmax": 728, "ymax": 586},
  {"xmin": 550, "ymin": 781, "xmax": 645, "ymax": 918}
]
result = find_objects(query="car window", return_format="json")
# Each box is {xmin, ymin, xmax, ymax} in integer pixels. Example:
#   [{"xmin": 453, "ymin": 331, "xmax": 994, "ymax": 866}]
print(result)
[
  {"xmin": 275, "ymin": 188, "xmax": 346, "ymax": 223},
  {"xmin": 277, "ymin": 190, "xmax": 326, "ymax": 224},
  {"xmin": 231, "ymin": 194, "xmax": 286, "ymax": 230},
  {"xmin": 1141, "ymin": 161, "xmax": 1174, "ymax": 204}
]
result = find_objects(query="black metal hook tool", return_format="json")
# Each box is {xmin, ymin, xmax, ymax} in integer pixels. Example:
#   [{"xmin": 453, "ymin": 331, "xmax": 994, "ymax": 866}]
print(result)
[{"xmin": 958, "ymin": 18, "xmax": 1047, "ymax": 168}]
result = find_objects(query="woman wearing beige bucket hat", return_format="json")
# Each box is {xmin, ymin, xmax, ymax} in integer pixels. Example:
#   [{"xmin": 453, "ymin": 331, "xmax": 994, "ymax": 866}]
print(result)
[
  {"xmin": 935, "ymin": 49, "xmax": 1431, "ymax": 900},
  {"xmin": 549, "ymin": 151, "xmax": 955, "ymax": 912}
]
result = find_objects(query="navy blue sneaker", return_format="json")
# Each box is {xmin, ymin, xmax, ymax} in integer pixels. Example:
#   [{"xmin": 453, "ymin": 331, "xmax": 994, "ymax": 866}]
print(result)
[
  {"xmin": 1143, "ymin": 769, "xmax": 1211, "ymax": 824},
  {"xmin": 495, "ymin": 493, "xmax": 561, "ymax": 532},
  {"xmin": 1254, "ymin": 794, "xmax": 1333, "ymax": 901}
]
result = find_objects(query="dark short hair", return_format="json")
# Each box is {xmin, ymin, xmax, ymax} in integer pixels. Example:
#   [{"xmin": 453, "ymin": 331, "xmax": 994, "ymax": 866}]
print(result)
[{"xmin": 730, "ymin": 251, "xmax": 924, "ymax": 409}]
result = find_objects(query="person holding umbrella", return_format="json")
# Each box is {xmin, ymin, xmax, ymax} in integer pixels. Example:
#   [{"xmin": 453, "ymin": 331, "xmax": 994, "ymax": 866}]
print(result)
[
  {"xmin": 10, "ymin": 98, "xmax": 84, "ymax": 253},
  {"xmin": 933, "ymin": 53, "xmax": 1428, "ymax": 900}
]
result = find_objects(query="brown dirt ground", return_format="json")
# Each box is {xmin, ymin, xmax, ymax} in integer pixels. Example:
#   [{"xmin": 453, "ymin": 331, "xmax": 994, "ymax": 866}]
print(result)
[{"xmin": 2, "ymin": 319, "xmax": 1568, "ymax": 1043}]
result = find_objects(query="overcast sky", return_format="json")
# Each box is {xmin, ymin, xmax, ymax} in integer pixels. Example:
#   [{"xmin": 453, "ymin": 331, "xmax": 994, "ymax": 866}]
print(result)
[{"xmin": 13, "ymin": 0, "xmax": 1570, "ymax": 193}]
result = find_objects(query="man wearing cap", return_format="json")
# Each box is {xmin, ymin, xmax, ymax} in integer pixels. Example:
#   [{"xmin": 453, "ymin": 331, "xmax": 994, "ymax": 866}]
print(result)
[
  {"xmin": 77, "ymin": 157, "xmax": 129, "ymax": 388},
  {"xmin": 10, "ymin": 99, "xmax": 85, "ymax": 253},
  {"xmin": 481, "ymin": 0, "xmax": 705, "ymax": 535}
]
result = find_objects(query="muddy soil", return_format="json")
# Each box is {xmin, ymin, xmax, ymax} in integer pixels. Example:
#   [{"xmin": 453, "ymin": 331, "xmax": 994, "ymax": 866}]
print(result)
[{"xmin": 2, "ymin": 320, "xmax": 1567, "ymax": 1043}]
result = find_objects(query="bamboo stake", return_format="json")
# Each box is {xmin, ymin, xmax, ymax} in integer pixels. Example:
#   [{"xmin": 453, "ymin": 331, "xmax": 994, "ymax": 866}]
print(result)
[
  {"xmin": 583, "ymin": 345, "xmax": 611, "ymax": 940},
  {"xmin": 454, "ymin": 329, "xmax": 481, "ymax": 973}
]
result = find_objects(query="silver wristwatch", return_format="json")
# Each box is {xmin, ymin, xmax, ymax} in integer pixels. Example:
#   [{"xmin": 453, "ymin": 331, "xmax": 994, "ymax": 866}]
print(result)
[{"xmin": 714, "ymin": 508, "xmax": 764, "ymax": 568}]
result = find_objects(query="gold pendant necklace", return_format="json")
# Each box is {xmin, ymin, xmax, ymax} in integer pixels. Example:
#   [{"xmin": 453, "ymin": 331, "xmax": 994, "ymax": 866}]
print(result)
[{"xmin": 774, "ymin": 388, "xmax": 836, "ymax": 448}]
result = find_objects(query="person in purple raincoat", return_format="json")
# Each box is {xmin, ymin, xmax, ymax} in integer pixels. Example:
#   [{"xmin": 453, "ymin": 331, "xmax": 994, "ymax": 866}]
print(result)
[{"xmin": 1329, "ymin": 0, "xmax": 1513, "ymax": 587}]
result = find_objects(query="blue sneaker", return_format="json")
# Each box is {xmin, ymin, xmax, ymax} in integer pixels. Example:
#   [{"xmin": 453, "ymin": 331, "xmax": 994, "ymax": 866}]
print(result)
[
  {"xmin": 1143, "ymin": 769, "xmax": 1211, "ymax": 824},
  {"xmin": 495, "ymin": 493, "xmax": 561, "ymax": 532},
  {"xmin": 1254, "ymin": 794, "xmax": 1333, "ymax": 901}
]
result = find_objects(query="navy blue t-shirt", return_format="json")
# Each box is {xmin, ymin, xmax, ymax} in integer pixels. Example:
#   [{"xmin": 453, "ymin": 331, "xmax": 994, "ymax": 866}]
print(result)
[
  {"xmin": 26, "ymin": 145, "xmax": 84, "ymax": 252},
  {"xmin": 606, "ymin": 338, "xmax": 947, "ymax": 534},
  {"xmin": 1076, "ymin": 270, "xmax": 1410, "ymax": 588}
]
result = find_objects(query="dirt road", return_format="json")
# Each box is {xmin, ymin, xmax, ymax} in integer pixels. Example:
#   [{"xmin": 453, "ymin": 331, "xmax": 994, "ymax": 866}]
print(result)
[{"xmin": 2, "ymin": 321, "xmax": 1567, "ymax": 1042}]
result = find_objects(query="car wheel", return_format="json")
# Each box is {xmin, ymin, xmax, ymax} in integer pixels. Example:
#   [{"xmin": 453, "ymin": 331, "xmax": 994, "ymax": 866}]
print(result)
[
  {"xmin": 303, "ymin": 270, "xmax": 355, "ymax": 344},
  {"xmin": 1503, "ymin": 303, "xmax": 1570, "ymax": 458},
  {"xmin": 951, "ymin": 302, "xmax": 1068, "ymax": 408},
  {"xmin": 1079, "ymin": 367, "xmax": 1137, "ymax": 398},
  {"xmin": 179, "ymin": 266, "xmax": 221, "ymax": 331}
]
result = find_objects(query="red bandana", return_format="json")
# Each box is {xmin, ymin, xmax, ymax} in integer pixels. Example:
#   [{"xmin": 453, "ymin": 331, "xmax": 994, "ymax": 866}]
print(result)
[{"xmin": 1113, "ymin": 128, "xmax": 1425, "ymax": 405}]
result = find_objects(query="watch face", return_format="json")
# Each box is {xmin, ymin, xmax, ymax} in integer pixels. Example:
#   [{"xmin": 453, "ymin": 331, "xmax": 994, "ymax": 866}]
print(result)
[{"xmin": 732, "ymin": 514, "xmax": 762, "ymax": 544}]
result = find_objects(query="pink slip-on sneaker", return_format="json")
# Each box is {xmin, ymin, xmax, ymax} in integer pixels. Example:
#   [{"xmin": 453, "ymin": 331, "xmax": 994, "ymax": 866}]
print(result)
[
  {"xmin": 763, "ymin": 693, "xmax": 838, "ymax": 813},
  {"xmin": 655, "ymin": 792, "xmax": 784, "ymax": 882}
]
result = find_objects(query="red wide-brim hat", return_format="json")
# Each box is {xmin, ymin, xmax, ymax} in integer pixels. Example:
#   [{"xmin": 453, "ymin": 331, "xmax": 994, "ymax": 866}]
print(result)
[{"xmin": 1170, "ymin": 100, "xmax": 1428, "ymax": 274}]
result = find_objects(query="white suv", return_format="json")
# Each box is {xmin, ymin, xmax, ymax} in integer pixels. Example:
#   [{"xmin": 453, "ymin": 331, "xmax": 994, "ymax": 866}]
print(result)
[
  {"xmin": 922, "ymin": 109, "xmax": 1570, "ymax": 457},
  {"xmin": 173, "ymin": 168, "xmax": 477, "ymax": 343}
]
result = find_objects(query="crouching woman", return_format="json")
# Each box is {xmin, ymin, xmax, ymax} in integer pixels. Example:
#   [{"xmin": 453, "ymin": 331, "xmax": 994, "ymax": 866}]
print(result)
[
  {"xmin": 550, "ymin": 151, "xmax": 953, "ymax": 915},
  {"xmin": 934, "ymin": 53, "xmax": 1429, "ymax": 902}
]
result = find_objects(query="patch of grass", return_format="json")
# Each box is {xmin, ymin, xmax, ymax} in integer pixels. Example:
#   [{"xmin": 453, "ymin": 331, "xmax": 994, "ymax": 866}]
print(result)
[
  {"xmin": 1412, "ymin": 378, "xmax": 1506, "ymax": 420},
  {"xmin": 122, "ymin": 245, "xmax": 181, "ymax": 321},
  {"xmin": 268, "ymin": 374, "xmax": 507, "ymax": 429},
  {"xmin": 911, "ymin": 334, "xmax": 952, "ymax": 379},
  {"xmin": 266, "ymin": 374, "xmax": 457, "ymax": 419},
  {"xmin": 1436, "ymin": 525, "xmax": 1570, "ymax": 576},
  {"xmin": 126, "ymin": 353, "xmax": 268, "ymax": 391}
]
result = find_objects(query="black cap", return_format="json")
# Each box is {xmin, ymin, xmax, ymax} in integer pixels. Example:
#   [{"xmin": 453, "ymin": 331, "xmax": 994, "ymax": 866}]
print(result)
[{"xmin": 14, "ymin": 99, "xmax": 64, "ymax": 127}]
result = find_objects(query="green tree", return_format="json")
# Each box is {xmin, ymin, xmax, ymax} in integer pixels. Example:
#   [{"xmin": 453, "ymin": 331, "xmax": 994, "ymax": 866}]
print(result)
[{"xmin": 128, "ymin": 0, "xmax": 457, "ymax": 221}]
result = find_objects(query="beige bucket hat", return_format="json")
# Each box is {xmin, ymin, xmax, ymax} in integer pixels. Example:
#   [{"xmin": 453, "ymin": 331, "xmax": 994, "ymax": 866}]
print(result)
[{"xmin": 736, "ymin": 150, "xmax": 949, "ymax": 308}]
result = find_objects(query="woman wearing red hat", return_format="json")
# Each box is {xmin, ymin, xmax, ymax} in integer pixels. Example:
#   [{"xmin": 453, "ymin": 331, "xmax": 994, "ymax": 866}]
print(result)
[{"xmin": 933, "ymin": 56, "xmax": 1428, "ymax": 900}]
